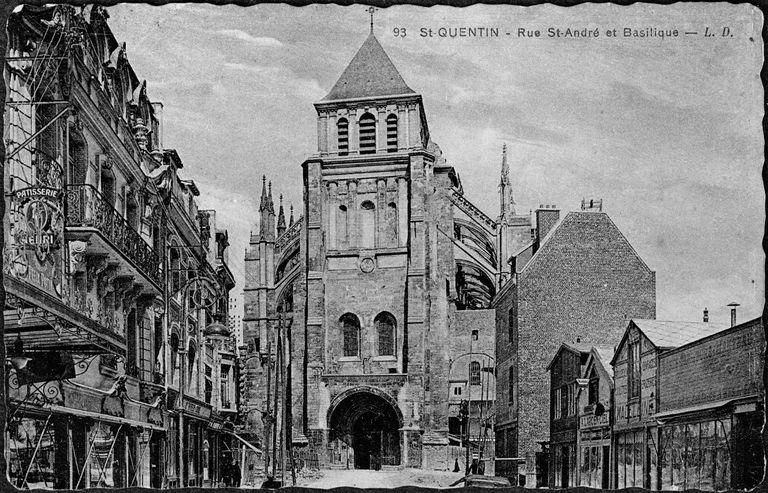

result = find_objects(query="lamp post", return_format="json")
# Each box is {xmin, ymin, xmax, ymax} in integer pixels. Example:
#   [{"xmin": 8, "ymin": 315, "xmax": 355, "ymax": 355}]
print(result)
[
  {"xmin": 448, "ymin": 351, "xmax": 496, "ymax": 478},
  {"xmin": 165, "ymin": 243, "xmax": 226, "ymax": 487}
]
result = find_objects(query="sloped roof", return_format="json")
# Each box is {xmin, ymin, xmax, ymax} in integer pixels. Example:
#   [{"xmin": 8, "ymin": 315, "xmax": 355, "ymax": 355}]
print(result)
[
  {"xmin": 589, "ymin": 345, "xmax": 617, "ymax": 380},
  {"xmin": 322, "ymin": 32, "xmax": 415, "ymax": 101},
  {"xmin": 632, "ymin": 319, "xmax": 729, "ymax": 349},
  {"xmin": 546, "ymin": 342, "xmax": 592, "ymax": 371}
]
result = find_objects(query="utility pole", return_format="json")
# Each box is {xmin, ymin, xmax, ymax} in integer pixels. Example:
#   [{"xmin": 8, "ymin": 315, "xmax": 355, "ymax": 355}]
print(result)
[{"xmin": 264, "ymin": 334, "xmax": 272, "ymax": 478}]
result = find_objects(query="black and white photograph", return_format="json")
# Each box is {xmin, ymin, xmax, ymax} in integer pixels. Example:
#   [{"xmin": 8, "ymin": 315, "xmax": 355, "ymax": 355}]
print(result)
[{"xmin": 0, "ymin": 1, "xmax": 764, "ymax": 491}]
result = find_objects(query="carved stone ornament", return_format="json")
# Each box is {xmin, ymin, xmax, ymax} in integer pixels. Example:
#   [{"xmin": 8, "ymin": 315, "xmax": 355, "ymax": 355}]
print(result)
[
  {"xmin": 360, "ymin": 257, "xmax": 375, "ymax": 274},
  {"xmin": 68, "ymin": 240, "xmax": 88, "ymax": 273}
]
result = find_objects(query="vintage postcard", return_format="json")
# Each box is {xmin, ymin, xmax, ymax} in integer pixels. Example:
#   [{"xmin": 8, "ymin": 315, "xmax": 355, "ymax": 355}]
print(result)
[{"xmin": 0, "ymin": 1, "xmax": 764, "ymax": 491}]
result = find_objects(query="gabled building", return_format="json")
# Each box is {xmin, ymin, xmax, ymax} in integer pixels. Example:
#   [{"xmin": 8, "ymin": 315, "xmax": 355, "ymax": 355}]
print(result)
[
  {"xmin": 611, "ymin": 315, "xmax": 765, "ymax": 491},
  {"xmin": 611, "ymin": 318, "xmax": 729, "ymax": 490},
  {"xmin": 576, "ymin": 345, "xmax": 615, "ymax": 489},
  {"xmin": 546, "ymin": 342, "xmax": 592, "ymax": 488},
  {"xmin": 494, "ymin": 208, "xmax": 656, "ymax": 486}
]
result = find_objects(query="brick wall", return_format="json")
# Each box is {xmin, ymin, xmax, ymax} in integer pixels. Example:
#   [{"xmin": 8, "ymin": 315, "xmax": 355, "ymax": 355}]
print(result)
[
  {"xmin": 658, "ymin": 318, "xmax": 764, "ymax": 412},
  {"xmin": 498, "ymin": 211, "xmax": 655, "ymax": 477}
]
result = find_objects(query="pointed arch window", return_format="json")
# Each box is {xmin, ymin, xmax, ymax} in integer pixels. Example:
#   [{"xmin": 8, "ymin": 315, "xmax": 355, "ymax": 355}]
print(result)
[
  {"xmin": 375, "ymin": 312, "xmax": 396, "ymax": 356},
  {"xmin": 359, "ymin": 113, "xmax": 376, "ymax": 154},
  {"xmin": 386, "ymin": 114, "xmax": 398, "ymax": 152},
  {"xmin": 337, "ymin": 118, "xmax": 349, "ymax": 155},
  {"xmin": 341, "ymin": 313, "xmax": 360, "ymax": 357},
  {"xmin": 470, "ymin": 361, "xmax": 481, "ymax": 385}
]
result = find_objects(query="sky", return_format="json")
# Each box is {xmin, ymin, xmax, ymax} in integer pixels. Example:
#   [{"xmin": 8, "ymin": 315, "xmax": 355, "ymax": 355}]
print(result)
[{"xmin": 106, "ymin": 2, "xmax": 764, "ymax": 326}]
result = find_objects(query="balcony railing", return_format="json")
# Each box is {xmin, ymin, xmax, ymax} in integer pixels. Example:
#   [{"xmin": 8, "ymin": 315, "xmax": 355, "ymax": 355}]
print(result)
[{"xmin": 64, "ymin": 184, "xmax": 161, "ymax": 285}]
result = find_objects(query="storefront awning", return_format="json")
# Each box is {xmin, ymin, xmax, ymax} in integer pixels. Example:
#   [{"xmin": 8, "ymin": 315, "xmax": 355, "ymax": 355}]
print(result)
[
  {"xmin": 4, "ymin": 277, "xmax": 126, "ymax": 355},
  {"xmin": 223, "ymin": 430, "xmax": 263, "ymax": 455},
  {"xmin": 651, "ymin": 396, "xmax": 757, "ymax": 421},
  {"xmin": 48, "ymin": 404, "xmax": 166, "ymax": 431}
]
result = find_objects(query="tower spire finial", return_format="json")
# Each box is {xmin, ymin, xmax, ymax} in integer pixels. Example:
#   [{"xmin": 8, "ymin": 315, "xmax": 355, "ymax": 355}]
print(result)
[{"xmin": 367, "ymin": 6, "xmax": 376, "ymax": 33}]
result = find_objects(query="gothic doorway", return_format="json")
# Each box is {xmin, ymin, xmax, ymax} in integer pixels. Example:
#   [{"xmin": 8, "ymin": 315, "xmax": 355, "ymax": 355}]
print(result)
[{"xmin": 328, "ymin": 389, "xmax": 402, "ymax": 469}]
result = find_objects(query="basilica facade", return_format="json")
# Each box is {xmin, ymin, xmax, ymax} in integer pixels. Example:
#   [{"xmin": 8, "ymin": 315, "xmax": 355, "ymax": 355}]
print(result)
[{"xmin": 242, "ymin": 30, "xmax": 532, "ymax": 471}]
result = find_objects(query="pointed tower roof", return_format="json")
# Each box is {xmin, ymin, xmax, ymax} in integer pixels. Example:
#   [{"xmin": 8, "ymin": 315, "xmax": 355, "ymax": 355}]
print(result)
[
  {"xmin": 322, "ymin": 32, "xmax": 415, "ymax": 102},
  {"xmin": 277, "ymin": 194, "xmax": 286, "ymax": 231},
  {"xmin": 499, "ymin": 143, "xmax": 510, "ymax": 188},
  {"xmin": 267, "ymin": 181, "xmax": 275, "ymax": 215},
  {"xmin": 289, "ymin": 204, "xmax": 295, "ymax": 226},
  {"xmin": 258, "ymin": 175, "xmax": 268, "ymax": 212}
]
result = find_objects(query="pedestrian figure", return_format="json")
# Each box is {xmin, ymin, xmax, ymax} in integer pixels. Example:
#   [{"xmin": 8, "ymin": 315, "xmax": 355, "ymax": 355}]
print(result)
[
  {"xmin": 222, "ymin": 460, "xmax": 231, "ymax": 487},
  {"xmin": 231, "ymin": 460, "xmax": 241, "ymax": 487},
  {"xmin": 453, "ymin": 458, "xmax": 460, "ymax": 472},
  {"xmin": 470, "ymin": 458, "xmax": 478, "ymax": 475}
]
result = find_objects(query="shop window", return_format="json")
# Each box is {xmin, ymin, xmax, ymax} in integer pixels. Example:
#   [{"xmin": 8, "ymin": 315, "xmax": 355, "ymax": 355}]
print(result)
[
  {"xmin": 359, "ymin": 113, "xmax": 376, "ymax": 154},
  {"xmin": 375, "ymin": 312, "xmax": 396, "ymax": 356},
  {"xmin": 341, "ymin": 313, "xmax": 360, "ymax": 357},
  {"xmin": 337, "ymin": 118, "xmax": 349, "ymax": 155},
  {"xmin": 386, "ymin": 113, "xmax": 398, "ymax": 152},
  {"xmin": 470, "ymin": 361, "xmax": 481, "ymax": 385}
]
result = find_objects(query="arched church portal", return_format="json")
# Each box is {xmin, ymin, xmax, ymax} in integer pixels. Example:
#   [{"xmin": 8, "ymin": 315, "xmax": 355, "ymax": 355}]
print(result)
[{"xmin": 328, "ymin": 389, "xmax": 402, "ymax": 469}]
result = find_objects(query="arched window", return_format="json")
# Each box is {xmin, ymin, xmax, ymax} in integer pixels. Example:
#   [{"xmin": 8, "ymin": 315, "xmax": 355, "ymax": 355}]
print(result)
[
  {"xmin": 359, "ymin": 113, "xmax": 376, "ymax": 154},
  {"xmin": 386, "ymin": 114, "xmax": 398, "ymax": 152},
  {"xmin": 340, "ymin": 313, "xmax": 360, "ymax": 358},
  {"xmin": 386, "ymin": 202, "xmax": 398, "ymax": 245},
  {"xmin": 360, "ymin": 200, "xmax": 375, "ymax": 248},
  {"xmin": 375, "ymin": 312, "xmax": 396, "ymax": 356},
  {"xmin": 337, "ymin": 204, "xmax": 348, "ymax": 247},
  {"xmin": 337, "ymin": 118, "xmax": 349, "ymax": 155},
  {"xmin": 470, "ymin": 361, "xmax": 481, "ymax": 385}
]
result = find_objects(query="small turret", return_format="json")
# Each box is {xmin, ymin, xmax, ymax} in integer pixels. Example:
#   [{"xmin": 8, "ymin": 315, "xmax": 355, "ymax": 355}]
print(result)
[
  {"xmin": 498, "ymin": 144, "xmax": 515, "ymax": 218},
  {"xmin": 277, "ymin": 194, "xmax": 286, "ymax": 237}
]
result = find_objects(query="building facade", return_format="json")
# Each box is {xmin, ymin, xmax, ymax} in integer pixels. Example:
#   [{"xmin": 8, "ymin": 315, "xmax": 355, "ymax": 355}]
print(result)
[
  {"xmin": 611, "ymin": 316, "xmax": 764, "ymax": 491},
  {"xmin": 3, "ymin": 5, "xmax": 237, "ymax": 489},
  {"xmin": 546, "ymin": 343, "xmax": 591, "ymax": 488},
  {"xmin": 242, "ymin": 31, "xmax": 529, "ymax": 472},
  {"xmin": 494, "ymin": 207, "xmax": 656, "ymax": 486},
  {"xmin": 576, "ymin": 346, "xmax": 614, "ymax": 489}
]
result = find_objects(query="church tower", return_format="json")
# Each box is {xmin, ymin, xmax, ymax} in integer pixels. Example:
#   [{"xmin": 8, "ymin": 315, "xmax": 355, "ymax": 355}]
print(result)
[{"xmin": 299, "ymin": 28, "xmax": 456, "ymax": 470}]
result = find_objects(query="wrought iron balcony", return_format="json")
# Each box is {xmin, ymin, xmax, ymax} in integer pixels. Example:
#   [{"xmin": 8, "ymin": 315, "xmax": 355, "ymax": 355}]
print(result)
[{"xmin": 64, "ymin": 184, "xmax": 161, "ymax": 286}]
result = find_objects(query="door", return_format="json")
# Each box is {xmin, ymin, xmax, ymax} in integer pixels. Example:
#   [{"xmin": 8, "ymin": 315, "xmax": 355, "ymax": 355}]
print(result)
[
  {"xmin": 602, "ymin": 446, "xmax": 610, "ymax": 489},
  {"xmin": 561, "ymin": 446, "xmax": 570, "ymax": 487}
]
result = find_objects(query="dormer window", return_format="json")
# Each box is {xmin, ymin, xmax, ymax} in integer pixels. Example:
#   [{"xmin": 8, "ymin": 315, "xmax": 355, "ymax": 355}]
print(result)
[
  {"xmin": 337, "ymin": 118, "xmax": 349, "ymax": 155},
  {"xmin": 359, "ymin": 113, "xmax": 376, "ymax": 154},
  {"xmin": 386, "ymin": 114, "xmax": 398, "ymax": 152}
]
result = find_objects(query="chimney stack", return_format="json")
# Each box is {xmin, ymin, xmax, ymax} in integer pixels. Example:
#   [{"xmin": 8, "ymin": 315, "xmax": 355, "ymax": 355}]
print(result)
[
  {"xmin": 703, "ymin": 308, "xmax": 709, "ymax": 322},
  {"xmin": 535, "ymin": 205, "xmax": 560, "ymax": 248},
  {"xmin": 727, "ymin": 302, "xmax": 740, "ymax": 327}
]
